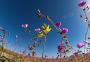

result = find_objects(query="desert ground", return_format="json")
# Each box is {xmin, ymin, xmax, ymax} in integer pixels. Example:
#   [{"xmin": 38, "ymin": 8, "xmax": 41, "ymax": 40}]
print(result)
[{"xmin": 0, "ymin": 47, "xmax": 90, "ymax": 62}]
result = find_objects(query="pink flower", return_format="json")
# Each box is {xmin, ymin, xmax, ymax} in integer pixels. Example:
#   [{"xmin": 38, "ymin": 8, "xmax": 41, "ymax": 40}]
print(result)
[
  {"xmin": 58, "ymin": 44, "xmax": 64, "ymax": 53},
  {"xmin": 77, "ymin": 43, "xmax": 84, "ymax": 48},
  {"xmin": 55, "ymin": 22, "xmax": 61, "ymax": 27},
  {"xmin": 61, "ymin": 28, "xmax": 68, "ymax": 34},
  {"xmin": 78, "ymin": 1, "xmax": 86, "ymax": 7}
]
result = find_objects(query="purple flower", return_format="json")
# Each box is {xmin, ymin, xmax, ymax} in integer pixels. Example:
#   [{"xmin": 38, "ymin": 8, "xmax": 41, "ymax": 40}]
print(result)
[
  {"xmin": 78, "ymin": 1, "xmax": 86, "ymax": 7},
  {"xmin": 55, "ymin": 22, "xmax": 61, "ymax": 27}
]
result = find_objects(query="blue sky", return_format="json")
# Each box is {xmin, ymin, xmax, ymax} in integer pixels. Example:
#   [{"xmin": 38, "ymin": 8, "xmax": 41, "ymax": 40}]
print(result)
[{"xmin": 0, "ymin": 0, "xmax": 90, "ymax": 58}]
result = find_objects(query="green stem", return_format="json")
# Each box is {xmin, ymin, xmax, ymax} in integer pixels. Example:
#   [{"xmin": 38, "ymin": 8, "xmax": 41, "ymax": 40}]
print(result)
[
  {"xmin": 41, "ymin": 36, "xmax": 46, "ymax": 62},
  {"xmin": 84, "ymin": 26, "xmax": 89, "ymax": 54}
]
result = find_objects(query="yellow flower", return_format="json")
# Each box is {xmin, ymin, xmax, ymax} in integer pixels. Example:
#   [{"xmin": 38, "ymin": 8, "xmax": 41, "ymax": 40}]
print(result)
[
  {"xmin": 42, "ymin": 24, "xmax": 52, "ymax": 34},
  {"xmin": 37, "ymin": 31, "xmax": 45, "ymax": 38}
]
